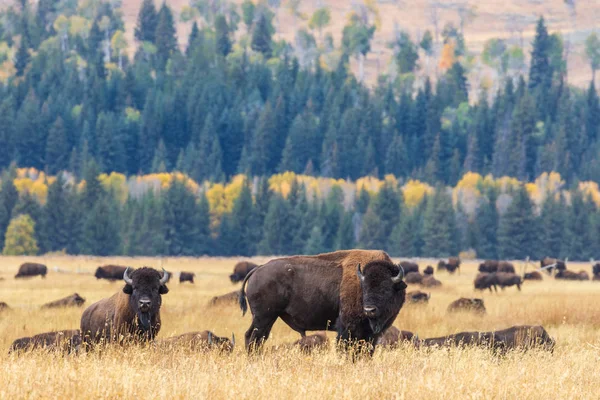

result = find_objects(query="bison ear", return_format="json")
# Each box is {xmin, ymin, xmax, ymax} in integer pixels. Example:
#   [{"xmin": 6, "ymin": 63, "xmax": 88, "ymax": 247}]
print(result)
[
  {"xmin": 123, "ymin": 284, "xmax": 133, "ymax": 294},
  {"xmin": 159, "ymin": 285, "xmax": 169, "ymax": 295},
  {"xmin": 394, "ymin": 281, "xmax": 407, "ymax": 291}
]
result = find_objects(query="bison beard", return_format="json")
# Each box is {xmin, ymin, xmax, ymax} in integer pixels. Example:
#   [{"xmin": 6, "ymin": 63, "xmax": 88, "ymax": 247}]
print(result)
[{"xmin": 238, "ymin": 250, "xmax": 406, "ymax": 356}]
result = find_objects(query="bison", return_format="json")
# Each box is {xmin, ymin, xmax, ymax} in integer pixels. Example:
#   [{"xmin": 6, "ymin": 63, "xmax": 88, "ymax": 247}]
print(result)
[
  {"xmin": 423, "ymin": 266, "xmax": 434, "ymax": 276},
  {"xmin": 377, "ymin": 326, "xmax": 417, "ymax": 348},
  {"xmin": 407, "ymin": 291, "xmax": 430, "ymax": 304},
  {"xmin": 540, "ymin": 257, "xmax": 566, "ymax": 275},
  {"xmin": 447, "ymin": 298, "xmax": 486, "ymax": 314},
  {"xmin": 158, "ymin": 331, "xmax": 234, "ymax": 352},
  {"xmin": 9, "ymin": 330, "xmax": 81, "ymax": 354},
  {"xmin": 290, "ymin": 332, "xmax": 329, "ymax": 353},
  {"xmin": 496, "ymin": 272, "xmax": 522, "ymax": 290},
  {"xmin": 230, "ymin": 261, "xmax": 258, "ymax": 283},
  {"xmin": 478, "ymin": 260, "xmax": 499, "ymax": 273},
  {"xmin": 523, "ymin": 271, "xmax": 543, "ymax": 281},
  {"xmin": 15, "ymin": 262, "xmax": 47, "ymax": 279},
  {"xmin": 208, "ymin": 290, "xmax": 240, "ymax": 307},
  {"xmin": 81, "ymin": 267, "xmax": 169, "ymax": 345},
  {"xmin": 94, "ymin": 265, "xmax": 129, "ymax": 281},
  {"xmin": 474, "ymin": 273, "xmax": 497, "ymax": 292},
  {"xmin": 42, "ymin": 293, "xmax": 86, "ymax": 309},
  {"xmin": 239, "ymin": 250, "xmax": 407, "ymax": 355},
  {"xmin": 593, "ymin": 263, "xmax": 600, "ymax": 279},
  {"xmin": 498, "ymin": 261, "xmax": 515, "ymax": 274},
  {"xmin": 421, "ymin": 275, "xmax": 441, "ymax": 287},
  {"xmin": 437, "ymin": 257, "xmax": 460, "ymax": 274},
  {"xmin": 556, "ymin": 269, "xmax": 589, "ymax": 281},
  {"xmin": 399, "ymin": 261, "xmax": 419, "ymax": 274},
  {"xmin": 404, "ymin": 272, "xmax": 423, "ymax": 284},
  {"xmin": 0, "ymin": 302, "xmax": 10, "ymax": 311},
  {"xmin": 179, "ymin": 271, "xmax": 195, "ymax": 283}
]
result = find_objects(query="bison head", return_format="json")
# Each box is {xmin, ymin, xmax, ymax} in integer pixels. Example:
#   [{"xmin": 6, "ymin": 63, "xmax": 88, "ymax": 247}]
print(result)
[
  {"xmin": 94, "ymin": 267, "xmax": 104, "ymax": 279},
  {"xmin": 72, "ymin": 293, "xmax": 86, "ymax": 306},
  {"xmin": 123, "ymin": 267, "xmax": 169, "ymax": 332},
  {"xmin": 356, "ymin": 261, "xmax": 407, "ymax": 335}
]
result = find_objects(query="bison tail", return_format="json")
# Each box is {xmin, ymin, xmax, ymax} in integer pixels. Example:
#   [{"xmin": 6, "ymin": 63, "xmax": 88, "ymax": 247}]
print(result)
[{"xmin": 238, "ymin": 264, "xmax": 260, "ymax": 316}]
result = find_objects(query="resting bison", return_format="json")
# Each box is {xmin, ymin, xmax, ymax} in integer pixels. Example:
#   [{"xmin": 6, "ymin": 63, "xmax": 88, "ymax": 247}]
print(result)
[
  {"xmin": 9, "ymin": 330, "xmax": 81, "ymax": 354},
  {"xmin": 289, "ymin": 332, "xmax": 329, "ymax": 353},
  {"xmin": 94, "ymin": 265, "xmax": 129, "ymax": 281},
  {"xmin": 474, "ymin": 273, "xmax": 497, "ymax": 292},
  {"xmin": 523, "ymin": 271, "xmax": 543, "ymax": 281},
  {"xmin": 423, "ymin": 266, "xmax": 434, "ymax": 275},
  {"xmin": 179, "ymin": 271, "xmax": 195, "ymax": 283},
  {"xmin": 81, "ymin": 267, "xmax": 169, "ymax": 345},
  {"xmin": 158, "ymin": 331, "xmax": 234, "ymax": 352},
  {"xmin": 540, "ymin": 257, "xmax": 566, "ymax": 275},
  {"xmin": 239, "ymin": 250, "xmax": 407, "ymax": 355},
  {"xmin": 15, "ymin": 263, "xmax": 47, "ymax": 279},
  {"xmin": 0, "ymin": 302, "xmax": 10, "ymax": 311},
  {"xmin": 208, "ymin": 290, "xmax": 240, "ymax": 307},
  {"xmin": 399, "ymin": 261, "xmax": 419, "ymax": 274},
  {"xmin": 404, "ymin": 272, "xmax": 423, "ymax": 284},
  {"xmin": 496, "ymin": 272, "xmax": 522, "ymax": 290},
  {"xmin": 437, "ymin": 257, "xmax": 460, "ymax": 274},
  {"xmin": 407, "ymin": 291, "xmax": 430, "ymax": 304},
  {"xmin": 421, "ymin": 275, "xmax": 441, "ymax": 287},
  {"xmin": 42, "ymin": 293, "xmax": 86, "ymax": 309},
  {"xmin": 420, "ymin": 325, "xmax": 555, "ymax": 353},
  {"xmin": 230, "ymin": 261, "xmax": 258, "ymax": 283},
  {"xmin": 377, "ymin": 326, "xmax": 417, "ymax": 348},
  {"xmin": 556, "ymin": 270, "xmax": 589, "ymax": 281},
  {"xmin": 447, "ymin": 298, "xmax": 486, "ymax": 314}
]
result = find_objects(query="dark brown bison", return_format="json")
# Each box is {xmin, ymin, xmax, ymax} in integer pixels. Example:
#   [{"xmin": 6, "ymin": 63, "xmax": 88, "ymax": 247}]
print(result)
[
  {"xmin": 437, "ymin": 257, "xmax": 460, "ymax": 274},
  {"xmin": 407, "ymin": 290, "xmax": 430, "ymax": 304},
  {"xmin": 498, "ymin": 261, "xmax": 515, "ymax": 274},
  {"xmin": 478, "ymin": 260, "xmax": 499, "ymax": 273},
  {"xmin": 94, "ymin": 265, "xmax": 129, "ymax": 281},
  {"xmin": 230, "ymin": 261, "xmax": 258, "ymax": 283},
  {"xmin": 158, "ymin": 331, "xmax": 234, "ymax": 352},
  {"xmin": 399, "ymin": 261, "xmax": 419, "ymax": 274},
  {"xmin": 523, "ymin": 271, "xmax": 543, "ymax": 281},
  {"xmin": 420, "ymin": 325, "xmax": 554, "ymax": 353},
  {"xmin": 404, "ymin": 272, "xmax": 423, "ymax": 284},
  {"xmin": 556, "ymin": 270, "xmax": 589, "ymax": 281},
  {"xmin": 179, "ymin": 271, "xmax": 195, "ymax": 283},
  {"xmin": 540, "ymin": 257, "xmax": 566, "ymax": 275},
  {"xmin": 474, "ymin": 273, "xmax": 497, "ymax": 292},
  {"xmin": 421, "ymin": 275, "xmax": 442, "ymax": 287},
  {"xmin": 447, "ymin": 298, "xmax": 486, "ymax": 314},
  {"xmin": 377, "ymin": 326, "xmax": 417, "ymax": 348},
  {"xmin": 42, "ymin": 293, "xmax": 86, "ymax": 309},
  {"xmin": 15, "ymin": 262, "xmax": 47, "ymax": 279},
  {"xmin": 593, "ymin": 263, "xmax": 600, "ymax": 280},
  {"xmin": 290, "ymin": 332, "xmax": 329, "ymax": 353},
  {"xmin": 208, "ymin": 290, "xmax": 240, "ymax": 307},
  {"xmin": 0, "ymin": 302, "xmax": 10, "ymax": 311},
  {"xmin": 9, "ymin": 330, "xmax": 81, "ymax": 354},
  {"xmin": 239, "ymin": 250, "xmax": 407, "ymax": 355},
  {"xmin": 81, "ymin": 267, "xmax": 169, "ymax": 345},
  {"xmin": 496, "ymin": 272, "xmax": 522, "ymax": 290},
  {"xmin": 423, "ymin": 266, "xmax": 434, "ymax": 275}
]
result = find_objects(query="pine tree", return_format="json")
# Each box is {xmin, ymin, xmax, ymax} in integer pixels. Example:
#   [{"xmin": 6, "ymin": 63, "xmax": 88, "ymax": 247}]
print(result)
[
  {"xmin": 259, "ymin": 194, "xmax": 291, "ymax": 255},
  {"xmin": 421, "ymin": 189, "xmax": 459, "ymax": 257},
  {"xmin": 215, "ymin": 14, "xmax": 232, "ymax": 56},
  {"xmin": 497, "ymin": 186, "xmax": 537, "ymax": 260},
  {"xmin": 539, "ymin": 192, "xmax": 565, "ymax": 259},
  {"xmin": 251, "ymin": 12, "xmax": 273, "ymax": 57},
  {"xmin": 0, "ymin": 98, "xmax": 15, "ymax": 169},
  {"xmin": 304, "ymin": 225, "xmax": 325, "ymax": 254},
  {"xmin": 388, "ymin": 211, "xmax": 417, "ymax": 257},
  {"xmin": 45, "ymin": 117, "xmax": 69, "ymax": 174},
  {"xmin": 135, "ymin": 0, "xmax": 158, "ymax": 43},
  {"xmin": 321, "ymin": 186, "xmax": 344, "ymax": 251},
  {"xmin": 335, "ymin": 211, "xmax": 356, "ymax": 250},
  {"xmin": 41, "ymin": 177, "xmax": 71, "ymax": 253},
  {"xmin": 529, "ymin": 16, "xmax": 552, "ymax": 91},
  {"xmin": 0, "ymin": 171, "xmax": 18, "ymax": 248},
  {"xmin": 81, "ymin": 160, "xmax": 104, "ymax": 210},
  {"xmin": 81, "ymin": 195, "xmax": 121, "ymax": 256},
  {"xmin": 15, "ymin": 36, "xmax": 30, "ymax": 77},
  {"xmin": 228, "ymin": 181, "xmax": 254, "ymax": 256},
  {"xmin": 359, "ymin": 207, "xmax": 385, "ymax": 249},
  {"xmin": 155, "ymin": 3, "xmax": 178, "ymax": 70},
  {"xmin": 474, "ymin": 190, "xmax": 498, "ymax": 259},
  {"xmin": 371, "ymin": 181, "xmax": 402, "ymax": 245}
]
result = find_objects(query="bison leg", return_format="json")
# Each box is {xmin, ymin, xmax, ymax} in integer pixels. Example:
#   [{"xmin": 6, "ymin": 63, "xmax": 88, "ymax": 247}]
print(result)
[
  {"xmin": 245, "ymin": 316, "xmax": 277, "ymax": 353},
  {"xmin": 517, "ymin": 283, "xmax": 521, "ymax": 291}
]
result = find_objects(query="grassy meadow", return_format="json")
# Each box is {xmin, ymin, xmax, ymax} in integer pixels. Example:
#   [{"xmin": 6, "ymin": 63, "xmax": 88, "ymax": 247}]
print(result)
[{"xmin": 1, "ymin": 255, "xmax": 600, "ymax": 399}]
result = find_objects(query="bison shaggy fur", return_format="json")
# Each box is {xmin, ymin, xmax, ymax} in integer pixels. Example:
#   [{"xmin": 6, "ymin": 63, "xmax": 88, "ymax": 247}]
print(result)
[
  {"xmin": 495, "ymin": 272, "xmax": 522, "ymax": 290},
  {"xmin": 404, "ymin": 272, "xmax": 423, "ymax": 284},
  {"xmin": 94, "ymin": 265, "xmax": 129, "ymax": 281},
  {"xmin": 523, "ymin": 271, "xmax": 543, "ymax": 281},
  {"xmin": 9, "ymin": 330, "xmax": 81, "ymax": 354},
  {"xmin": 230, "ymin": 261, "xmax": 258, "ymax": 283},
  {"xmin": 399, "ymin": 261, "xmax": 419, "ymax": 274},
  {"xmin": 158, "ymin": 331, "xmax": 234, "ymax": 352},
  {"xmin": 208, "ymin": 290, "xmax": 240, "ymax": 307},
  {"xmin": 377, "ymin": 326, "xmax": 417, "ymax": 348},
  {"xmin": 423, "ymin": 266, "xmax": 434, "ymax": 275},
  {"xmin": 407, "ymin": 290, "xmax": 430, "ymax": 304},
  {"xmin": 421, "ymin": 275, "xmax": 442, "ymax": 287},
  {"xmin": 15, "ymin": 263, "xmax": 47, "ymax": 279},
  {"xmin": 179, "ymin": 271, "xmax": 195, "ymax": 283},
  {"xmin": 447, "ymin": 298, "xmax": 486, "ymax": 314},
  {"xmin": 42, "ymin": 293, "xmax": 86, "ymax": 309}
]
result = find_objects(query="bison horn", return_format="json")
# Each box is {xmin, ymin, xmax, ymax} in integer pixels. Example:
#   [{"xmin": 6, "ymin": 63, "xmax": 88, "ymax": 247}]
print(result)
[
  {"xmin": 123, "ymin": 267, "xmax": 133, "ymax": 285},
  {"xmin": 391, "ymin": 264, "xmax": 405, "ymax": 284},
  {"xmin": 356, "ymin": 264, "xmax": 365, "ymax": 282},
  {"xmin": 159, "ymin": 268, "xmax": 169, "ymax": 285},
  {"xmin": 207, "ymin": 331, "xmax": 213, "ymax": 345},
  {"xmin": 231, "ymin": 333, "xmax": 235, "ymax": 348}
]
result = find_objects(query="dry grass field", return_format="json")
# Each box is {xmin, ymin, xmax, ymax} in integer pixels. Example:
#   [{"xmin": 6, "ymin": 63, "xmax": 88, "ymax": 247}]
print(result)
[{"xmin": 1, "ymin": 255, "xmax": 600, "ymax": 399}]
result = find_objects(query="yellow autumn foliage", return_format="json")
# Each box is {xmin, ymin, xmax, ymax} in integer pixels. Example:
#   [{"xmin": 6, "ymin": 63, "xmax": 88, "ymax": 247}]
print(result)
[
  {"xmin": 13, "ymin": 169, "xmax": 55, "ymax": 204},
  {"xmin": 205, "ymin": 175, "xmax": 247, "ymax": 233},
  {"xmin": 402, "ymin": 180, "xmax": 433, "ymax": 208},
  {"xmin": 438, "ymin": 42, "xmax": 456, "ymax": 71},
  {"xmin": 579, "ymin": 181, "xmax": 600, "ymax": 207},
  {"xmin": 99, "ymin": 172, "xmax": 128, "ymax": 204}
]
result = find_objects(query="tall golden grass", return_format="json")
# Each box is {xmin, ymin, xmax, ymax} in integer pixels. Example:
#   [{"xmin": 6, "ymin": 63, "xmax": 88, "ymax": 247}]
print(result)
[{"xmin": 1, "ymin": 256, "xmax": 599, "ymax": 399}]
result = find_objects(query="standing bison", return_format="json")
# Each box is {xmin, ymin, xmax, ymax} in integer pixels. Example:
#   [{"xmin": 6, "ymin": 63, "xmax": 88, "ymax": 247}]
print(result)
[
  {"xmin": 239, "ymin": 250, "xmax": 407, "ymax": 355},
  {"xmin": 437, "ymin": 257, "xmax": 460, "ymax": 274},
  {"xmin": 540, "ymin": 257, "xmax": 566, "ymax": 275},
  {"xmin": 179, "ymin": 271, "xmax": 195, "ymax": 283},
  {"xmin": 593, "ymin": 263, "xmax": 600, "ymax": 281},
  {"xmin": 94, "ymin": 265, "xmax": 130, "ymax": 281},
  {"xmin": 81, "ymin": 267, "xmax": 169, "ymax": 345},
  {"xmin": 15, "ymin": 263, "xmax": 47, "ymax": 279},
  {"xmin": 478, "ymin": 260, "xmax": 499, "ymax": 273},
  {"xmin": 474, "ymin": 273, "xmax": 497, "ymax": 292},
  {"xmin": 42, "ymin": 293, "xmax": 86, "ymax": 309},
  {"xmin": 495, "ymin": 272, "xmax": 522, "ymax": 290},
  {"xmin": 230, "ymin": 261, "xmax": 258, "ymax": 283}
]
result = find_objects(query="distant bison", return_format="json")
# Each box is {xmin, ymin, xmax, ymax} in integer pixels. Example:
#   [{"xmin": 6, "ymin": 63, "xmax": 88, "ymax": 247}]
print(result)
[
  {"xmin": 478, "ymin": 260, "xmax": 499, "ymax": 273},
  {"xmin": 81, "ymin": 267, "xmax": 169, "ymax": 345},
  {"xmin": 498, "ymin": 261, "xmax": 516, "ymax": 274},
  {"xmin": 15, "ymin": 263, "xmax": 47, "ymax": 279},
  {"xmin": 447, "ymin": 298, "xmax": 486, "ymax": 314},
  {"xmin": 404, "ymin": 272, "xmax": 423, "ymax": 284},
  {"xmin": 179, "ymin": 272, "xmax": 195, "ymax": 283},
  {"xmin": 523, "ymin": 271, "xmax": 543, "ymax": 281},
  {"xmin": 593, "ymin": 263, "xmax": 600, "ymax": 281},
  {"xmin": 208, "ymin": 290, "xmax": 240, "ymax": 307},
  {"xmin": 230, "ymin": 261, "xmax": 258, "ymax": 283},
  {"xmin": 437, "ymin": 257, "xmax": 460, "ymax": 274},
  {"xmin": 474, "ymin": 273, "xmax": 497, "ymax": 292},
  {"xmin": 42, "ymin": 293, "xmax": 86, "ymax": 309},
  {"xmin": 0, "ymin": 302, "xmax": 10, "ymax": 311},
  {"xmin": 158, "ymin": 331, "xmax": 234, "ymax": 352},
  {"xmin": 556, "ymin": 270, "xmax": 589, "ymax": 281},
  {"xmin": 239, "ymin": 250, "xmax": 406, "ymax": 355},
  {"xmin": 399, "ymin": 261, "xmax": 419, "ymax": 274},
  {"xmin": 421, "ymin": 275, "xmax": 442, "ymax": 287},
  {"xmin": 423, "ymin": 266, "xmax": 434, "ymax": 276},
  {"xmin": 540, "ymin": 257, "xmax": 566, "ymax": 275},
  {"xmin": 407, "ymin": 291, "xmax": 430, "ymax": 304},
  {"xmin": 377, "ymin": 326, "xmax": 417, "ymax": 348},
  {"xmin": 496, "ymin": 272, "xmax": 522, "ymax": 291},
  {"xmin": 290, "ymin": 332, "xmax": 329, "ymax": 353},
  {"xmin": 9, "ymin": 330, "xmax": 81, "ymax": 354},
  {"xmin": 94, "ymin": 265, "xmax": 129, "ymax": 281}
]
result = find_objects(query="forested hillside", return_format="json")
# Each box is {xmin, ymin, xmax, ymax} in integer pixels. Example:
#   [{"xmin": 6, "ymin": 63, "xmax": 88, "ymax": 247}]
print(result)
[{"xmin": 0, "ymin": 1, "xmax": 599, "ymax": 259}]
